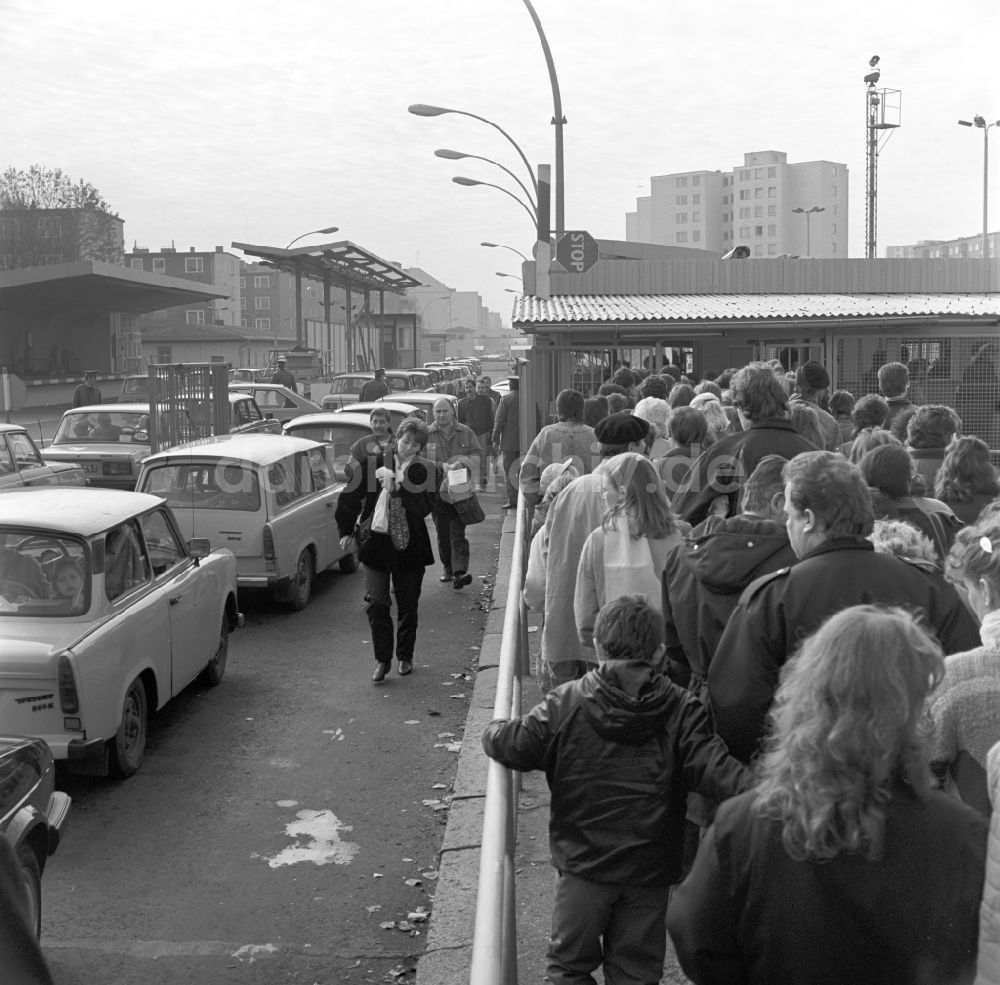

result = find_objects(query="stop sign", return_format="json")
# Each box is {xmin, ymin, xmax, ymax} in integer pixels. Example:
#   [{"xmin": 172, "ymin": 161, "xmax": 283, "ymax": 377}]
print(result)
[{"xmin": 555, "ymin": 230, "xmax": 599, "ymax": 275}]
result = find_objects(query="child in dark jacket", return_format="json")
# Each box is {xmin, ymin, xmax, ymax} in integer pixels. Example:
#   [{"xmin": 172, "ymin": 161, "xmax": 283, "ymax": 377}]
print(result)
[{"xmin": 482, "ymin": 595, "xmax": 751, "ymax": 985}]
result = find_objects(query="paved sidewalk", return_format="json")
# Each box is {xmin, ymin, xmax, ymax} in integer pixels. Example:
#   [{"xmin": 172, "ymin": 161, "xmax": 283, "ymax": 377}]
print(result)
[{"xmin": 417, "ymin": 512, "xmax": 690, "ymax": 985}]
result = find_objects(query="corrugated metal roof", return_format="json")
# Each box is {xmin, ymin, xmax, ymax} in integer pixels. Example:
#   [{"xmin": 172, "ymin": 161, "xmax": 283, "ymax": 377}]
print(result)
[{"xmin": 513, "ymin": 293, "xmax": 1000, "ymax": 325}]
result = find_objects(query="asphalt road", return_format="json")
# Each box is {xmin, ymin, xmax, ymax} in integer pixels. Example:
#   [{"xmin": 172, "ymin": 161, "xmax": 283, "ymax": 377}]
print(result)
[{"xmin": 40, "ymin": 507, "xmax": 503, "ymax": 985}]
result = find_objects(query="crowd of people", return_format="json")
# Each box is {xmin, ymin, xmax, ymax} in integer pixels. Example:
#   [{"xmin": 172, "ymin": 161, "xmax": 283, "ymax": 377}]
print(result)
[{"xmin": 481, "ymin": 354, "xmax": 1000, "ymax": 985}]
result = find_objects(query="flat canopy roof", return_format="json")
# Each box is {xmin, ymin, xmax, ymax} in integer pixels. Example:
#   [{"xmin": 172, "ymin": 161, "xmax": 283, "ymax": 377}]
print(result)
[
  {"xmin": 0, "ymin": 261, "xmax": 227, "ymax": 315},
  {"xmin": 232, "ymin": 240, "xmax": 421, "ymax": 293}
]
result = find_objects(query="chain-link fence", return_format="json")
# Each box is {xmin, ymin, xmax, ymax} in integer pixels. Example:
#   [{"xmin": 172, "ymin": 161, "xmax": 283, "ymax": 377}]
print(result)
[{"xmin": 832, "ymin": 334, "xmax": 1000, "ymax": 449}]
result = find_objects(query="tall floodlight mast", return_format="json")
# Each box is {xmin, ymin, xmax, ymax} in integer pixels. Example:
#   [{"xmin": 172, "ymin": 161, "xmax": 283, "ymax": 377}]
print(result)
[{"xmin": 864, "ymin": 55, "xmax": 902, "ymax": 259}]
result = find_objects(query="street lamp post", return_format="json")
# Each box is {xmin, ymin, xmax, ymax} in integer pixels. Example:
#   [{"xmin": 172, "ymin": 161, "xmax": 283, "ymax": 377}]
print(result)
[
  {"xmin": 481, "ymin": 241, "xmax": 530, "ymax": 262},
  {"xmin": 452, "ymin": 176, "xmax": 537, "ymax": 230},
  {"xmin": 283, "ymin": 226, "xmax": 339, "ymax": 347},
  {"xmin": 520, "ymin": 0, "xmax": 566, "ymax": 235},
  {"xmin": 791, "ymin": 206, "xmax": 825, "ymax": 256},
  {"xmin": 285, "ymin": 226, "xmax": 339, "ymax": 250},
  {"xmin": 958, "ymin": 115, "xmax": 1000, "ymax": 261}
]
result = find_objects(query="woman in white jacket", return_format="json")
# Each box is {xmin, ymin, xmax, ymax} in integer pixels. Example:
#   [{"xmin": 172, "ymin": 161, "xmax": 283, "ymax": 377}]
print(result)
[{"xmin": 574, "ymin": 452, "xmax": 684, "ymax": 656}]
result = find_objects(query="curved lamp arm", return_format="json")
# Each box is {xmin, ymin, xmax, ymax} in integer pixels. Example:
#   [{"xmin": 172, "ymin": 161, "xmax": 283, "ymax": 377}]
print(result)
[
  {"xmin": 409, "ymin": 103, "xmax": 538, "ymax": 195},
  {"xmin": 453, "ymin": 176, "xmax": 538, "ymax": 230}
]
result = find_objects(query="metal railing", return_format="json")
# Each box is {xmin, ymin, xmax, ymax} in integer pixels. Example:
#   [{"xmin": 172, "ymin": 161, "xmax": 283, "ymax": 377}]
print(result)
[{"xmin": 469, "ymin": 497, "xmax": 532, "ymax": 985}]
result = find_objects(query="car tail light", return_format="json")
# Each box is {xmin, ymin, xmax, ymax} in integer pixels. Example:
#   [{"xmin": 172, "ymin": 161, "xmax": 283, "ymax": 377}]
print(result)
[
  {"xmin": 57, "ymin": 655, "xmax": 79, "ymax": 714},
  {"xmin": 103, "ymin": 461, "xmax": 134, "ymax": 475},
  {"xmin": 263, "ymin": 523, "xmax": 276, "ymax": 571}
]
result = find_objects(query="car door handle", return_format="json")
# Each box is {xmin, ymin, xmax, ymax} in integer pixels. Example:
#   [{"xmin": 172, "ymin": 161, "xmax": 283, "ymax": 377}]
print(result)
[{"xmin": 169, "ymin": 593, "xmax": 184, "ymax": 605}]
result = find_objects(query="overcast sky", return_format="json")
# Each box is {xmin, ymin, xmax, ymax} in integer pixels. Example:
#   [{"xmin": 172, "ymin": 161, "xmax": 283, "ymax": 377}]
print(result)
[{"xmin": 3, "ymin": 0, "xmax": 997, "ymax": 323}]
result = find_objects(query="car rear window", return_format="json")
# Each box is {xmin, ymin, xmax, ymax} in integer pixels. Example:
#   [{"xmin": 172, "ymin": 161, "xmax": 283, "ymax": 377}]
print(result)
[
  {"xmin": 141, "ymin": 462, "xmax": 262, "ymax": 512},
  {"xmin": 0, "ymin": 531, "xmax": 90, "ymax": 616},
  {"xmin": 285, "ymin": 423, "xmax": 369, "ymax": 462},
  {"xmin": 330, "ymin": 377, "xmax": 367, "ymax": 394}
]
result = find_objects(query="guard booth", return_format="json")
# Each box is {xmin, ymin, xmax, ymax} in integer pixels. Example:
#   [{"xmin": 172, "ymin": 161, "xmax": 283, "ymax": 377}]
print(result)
[
  {"xmin": 513, "ymin": 250, "xmax": 1000, "ymax": 451},
  {"xmin": 147, "ymin": 363, "xmax": 231, "ymax": 453}
]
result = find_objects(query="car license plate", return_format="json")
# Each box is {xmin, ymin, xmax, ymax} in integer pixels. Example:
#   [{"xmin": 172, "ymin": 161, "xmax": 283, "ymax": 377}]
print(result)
[{"xmin": 83, "ymin": 463, "xmax": 98, "ymax": 473}]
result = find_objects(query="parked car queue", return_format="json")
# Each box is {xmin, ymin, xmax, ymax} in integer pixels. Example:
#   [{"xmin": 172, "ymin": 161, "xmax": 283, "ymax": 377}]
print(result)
[{"xmin": 0, "ymin": 378, "xmax": 482, "ymax": 938}]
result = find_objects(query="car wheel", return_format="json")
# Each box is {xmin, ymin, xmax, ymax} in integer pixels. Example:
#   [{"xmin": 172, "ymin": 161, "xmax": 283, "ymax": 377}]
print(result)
[
  {"xmin": 199, "ymin": 615, "xmax": 229, "ymax": 686},
  {"xmin": 287, "ymin": 550, "xmax": 313, "ymax": 610},
  {"xmin": 108, "ymin": 676, "xmax": 148, "ymax": 779},
  {"xmin": 17, "ymin": 846, "xmax": 42, "ymax": 938},
  {"xmin": 339, "ymin": 551, "xmax": 359, "ymax": 574}
]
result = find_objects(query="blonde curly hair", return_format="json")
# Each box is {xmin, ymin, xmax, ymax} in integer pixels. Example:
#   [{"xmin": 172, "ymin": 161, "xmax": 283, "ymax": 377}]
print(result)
[{"xmin": 753, "ymin": 605, "xmax": 943, "ymax": 861}]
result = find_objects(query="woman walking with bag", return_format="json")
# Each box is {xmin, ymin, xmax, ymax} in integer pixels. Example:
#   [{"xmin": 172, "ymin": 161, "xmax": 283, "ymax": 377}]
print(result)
[
  {"xmin": 426, "ymin": 397, "xmax": 483, "ymax": 589},
  {"xmin": 336, "ymin": 417, "xmax": 439, "ymax": 683}
]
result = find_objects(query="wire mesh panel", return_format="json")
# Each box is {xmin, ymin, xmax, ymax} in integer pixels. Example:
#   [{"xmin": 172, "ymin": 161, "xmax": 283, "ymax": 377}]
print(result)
[
  {"xmin": 832, "ymin": 334, "xmax": 1000, "ymax": 450},
  {"xmin": 147, "ymin": 363, "xmax": 231, "ymax": 453},
  {"xmin": 728, "ymin": 344, "xmax": 758, "ymax": 368}
]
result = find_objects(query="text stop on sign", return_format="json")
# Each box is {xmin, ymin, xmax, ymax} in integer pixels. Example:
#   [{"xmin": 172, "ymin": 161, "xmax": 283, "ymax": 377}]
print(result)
[{"xmin": 555, "ymin": 230, "xmax": 599, "ymax": 275}]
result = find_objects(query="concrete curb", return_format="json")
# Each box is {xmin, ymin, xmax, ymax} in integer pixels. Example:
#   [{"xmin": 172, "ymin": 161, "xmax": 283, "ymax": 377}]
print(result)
[{"xmin": 416, "ymin": 512, "xmax": 517, "ymax": 985}]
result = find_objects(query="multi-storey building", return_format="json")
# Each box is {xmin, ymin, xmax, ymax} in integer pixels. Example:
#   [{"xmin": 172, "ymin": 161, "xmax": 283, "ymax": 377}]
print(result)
[
  {"xmin": 0, "ymin": 206, "xmax": 124, "ymax": 269},
  {"xmin": 127, "ymin": 246, "xmax": 242, "ymax": 329},
  {"xmin": 400, "ymin": 270, "xmax": 511, "ymax": 363},
  {"xmin": 627, "ymin": 151, "xmax": 848, "ymax": 258},
  {"xmin": 886, "ymin": 232, "xmax": 999, "ymax": 260}
]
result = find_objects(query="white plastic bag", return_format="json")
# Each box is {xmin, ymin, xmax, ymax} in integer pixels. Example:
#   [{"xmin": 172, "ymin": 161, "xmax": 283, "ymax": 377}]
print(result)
[{"xmin": 371, "ymin": 487, "xmax": 390, "ymax": 534}]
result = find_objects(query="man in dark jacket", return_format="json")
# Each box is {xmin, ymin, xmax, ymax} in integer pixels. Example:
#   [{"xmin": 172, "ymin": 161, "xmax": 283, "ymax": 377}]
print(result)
[
  {"xmin": 671, "ymin": 363, "xmax": 817, "ymax": 525},
  {"xmin": 359, "ymin": 367, "xmax": 391, "ymax": 402},
  {"xmin": 662, "ymin": 454, "xmax": 796, "ymax": 691},
  {"xmin": 878, "ymin": 360, "xmax": 914, "ymax": 429},
  {"xmin": 72, "ymin": 370, "xmax": 102, "ymax": 407},
  {"xmin": 270, "ymin": 358, "xmax": 297, "ymax": 392},
  {"xmin": 492, "ymin": 377, "xmax": 520, "ymax": 509},
  {"xmin": 483, "ymin": 596, "xmax": 750, "ymax": 985},
  {"xmin": 709, "ymin": 450, "xmax": 982, "ymax": 764},
  {"xmin": 457, "ymin": 379, "xmax": 494, "ymax": 487}
]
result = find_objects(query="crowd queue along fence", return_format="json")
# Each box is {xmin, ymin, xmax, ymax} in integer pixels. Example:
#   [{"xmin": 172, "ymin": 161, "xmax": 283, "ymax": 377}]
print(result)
[
  {"xmin": 465, "ymin": 325, "xmax": 1000, "ymax": 983},
  {"xmin": 469, "ymin": 493, "xmax": 532, "ymax": 985}
]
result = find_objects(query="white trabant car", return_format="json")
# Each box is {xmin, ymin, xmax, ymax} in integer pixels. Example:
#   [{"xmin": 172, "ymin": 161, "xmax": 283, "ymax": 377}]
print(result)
[
  {"xmin": 136, "ymin": 434, "xmax": 358, "ymax": 611},
  {"xmin": 281, "ymin": 412, "xmax": 376, "ymax": 473},
  {"xmin": 45, "ymin": 396, "xmax": 280, "ymax": 490},
  {"xmin": 0, "ymin": 423, "xmax": 85, "ymax": 489},
  {"xmin": 0, "ymin": 488, "xmax": 241, "ymax": 778}
]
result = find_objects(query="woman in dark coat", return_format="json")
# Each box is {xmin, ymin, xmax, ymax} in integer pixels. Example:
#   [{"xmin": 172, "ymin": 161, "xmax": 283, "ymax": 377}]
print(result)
[
  {"xmin": 935, "ymin": 435, "xmax": 1000, "ymax": 526},
  {"xmin": 336, "ymin": 417, "xmax": 439, "ymax": 683},
  {"xmin": 860, "ymin": 443, "xmax": 963, "ymax": 560},
  {"xmin": 667, "ymin": 604, "xmax": 987, "ymax": 985}
]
